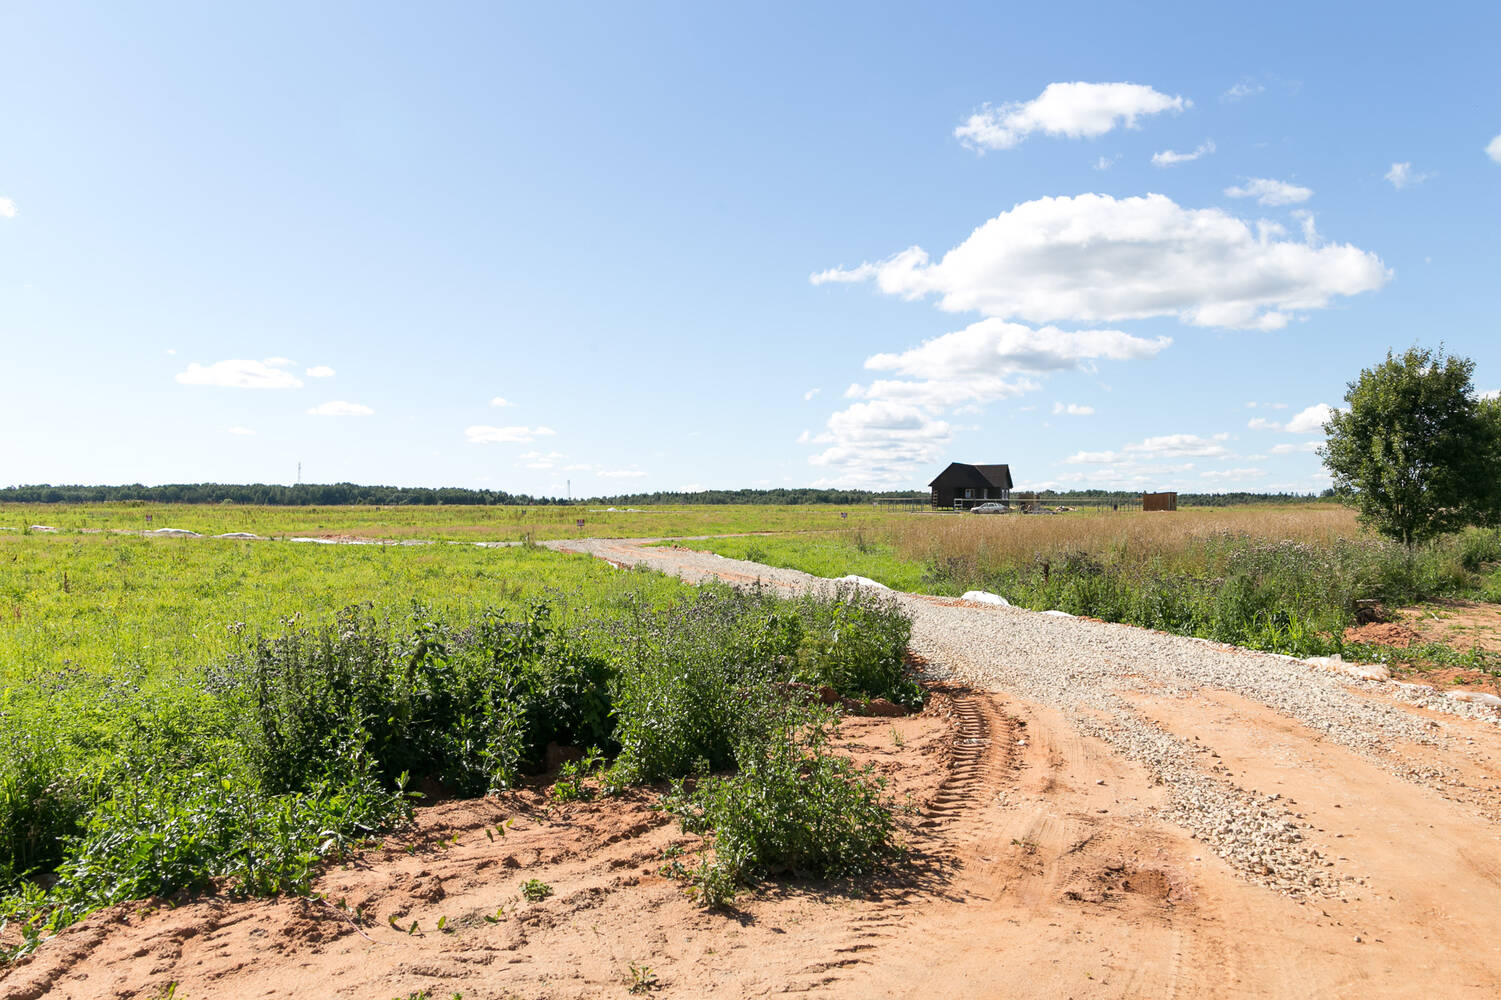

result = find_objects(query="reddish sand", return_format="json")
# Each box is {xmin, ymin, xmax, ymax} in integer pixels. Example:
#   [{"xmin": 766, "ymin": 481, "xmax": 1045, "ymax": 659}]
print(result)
[{"xmin": 7, "ymin": 677, "xmax": 1501, "ymax": 999}]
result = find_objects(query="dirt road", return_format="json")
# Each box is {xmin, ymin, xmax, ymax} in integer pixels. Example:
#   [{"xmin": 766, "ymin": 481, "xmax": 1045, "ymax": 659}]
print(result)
[{"xmin": 7, "ymin": 539, "xmax": 1501, "ymax": 999}]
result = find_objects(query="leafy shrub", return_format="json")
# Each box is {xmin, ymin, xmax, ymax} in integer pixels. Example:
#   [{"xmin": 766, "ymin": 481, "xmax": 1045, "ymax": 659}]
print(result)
[
  {"xmin": 0, "ymin": 730, "xmax": 89, "ymax": 886},
  {"xmin": 227, "ymin": 602, "xmax": 611, "ymax": 797},
  {"xmin": 790, "ymin": 588, "xmax": 917, "ymax": 707},
  {"xmin": 666, "ymin": 707, "xmax": 893, "ymax": 881}
]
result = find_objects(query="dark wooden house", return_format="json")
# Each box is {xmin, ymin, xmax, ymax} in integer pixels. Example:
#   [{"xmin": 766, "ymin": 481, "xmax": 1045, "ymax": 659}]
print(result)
[{"xmin": 929, "ymin": 462, "xmax": 1013, "ymax": 509}]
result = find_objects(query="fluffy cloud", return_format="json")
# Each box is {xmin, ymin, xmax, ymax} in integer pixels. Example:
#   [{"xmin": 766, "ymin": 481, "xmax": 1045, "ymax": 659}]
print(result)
[
  {"xmin": 1488, "ymin": 135, "xmax": 1501, "ymax": 165},
  {"xmin": 0, "ymin": 197, "xmax": 15, "ymax": 219},
  {"xmin": 1224, "ymin": 177, "xmax": 1313, "ymax": 206},
  {"xmin": 1052, "ymin": 402, "xmax": 1095, "ymax": 415},
  {"xmin": 307, "ymin": 400, "xmax": 373, "ymax": 416},
  {"xmin": 305, "ymin": 365, "xmax": 335, "ymax": 378},
  {"xmin": 1152, "ymin": 139, "xmax": 1215, "ymax": 166},
  {"xmin": 865, "ymin": 320, "xmax": 1170, "ymax": 379},
  {"xmin": 1385, "ymin": 162, "xmax": 1430, "ymax": 189},
  {"xmin": 804, "ymin": 400, "xmax": 954, "ymax": 487},
  {"xmin": 465, "ymin": 425, "xmax": 556, "ymax": 444},
  {"xmin": 1054, "ymin": 432, "xmax": 1240, "ymax": 489},
  {"xmin": 176, "ymin": 358, "xmax": 305, "ymax": 390},
  {"xmin": 1271, "ymin": 441, "xmax": 1322, "ymax": 454},
  {"xmin": 1093, "ymin": 154, "xmax": 1121, "ymax": 171},
  {"xmin": 1285, "ymin": 402, "xmax": 1334, "ymax": 433},
  {"xmin": 954, "ymin": 82, "xmax": 1187, "ymax": 151},
  {"xmin": 1067, "ymin": 433, "xmax": 1232, "ymax": 464},
  {"xmin": 813, "ymin": 193, "xmax": 1389, "ymax": 331},
  {"xmin": 490, "ymin": 396, "xmax": 514, "ymax": 407},
  {"xmin": 804, "ymin": 388, "xmax": 821, "ymax": 401},
  {"xmin": 806, "ymin": 319, "xmax": 1172, "ymax": 486},
  {"xmin": 1246, "ymin": 402, "xmax": 1335, "ymax": 434}
]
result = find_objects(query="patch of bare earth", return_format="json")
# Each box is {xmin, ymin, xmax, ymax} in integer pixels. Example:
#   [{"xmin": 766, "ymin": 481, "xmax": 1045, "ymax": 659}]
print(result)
[
  {"xmin": 1398, "ymin": 599, "xmax": 1501, "ymax": 654},
  {"xmin": 1347, "ymin": 604, "xmax": 1501, "ymax": 691}
]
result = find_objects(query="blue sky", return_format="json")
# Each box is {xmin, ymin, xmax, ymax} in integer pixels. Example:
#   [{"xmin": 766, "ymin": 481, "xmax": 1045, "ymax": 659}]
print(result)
[{"xmin": 2, "ymin": 2, "xmax": 1498, "ymax": 496}]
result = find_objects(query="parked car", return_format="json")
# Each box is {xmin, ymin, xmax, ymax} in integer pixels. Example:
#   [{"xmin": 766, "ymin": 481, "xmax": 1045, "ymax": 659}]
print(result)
[{"xmin": 969, "ymin": 502, "xmax": 1008, "ymax": 514}]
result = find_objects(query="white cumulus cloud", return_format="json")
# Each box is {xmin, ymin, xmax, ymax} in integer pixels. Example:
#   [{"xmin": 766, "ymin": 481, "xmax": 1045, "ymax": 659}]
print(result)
[
  {"xmin": 1052, "ymin": 402, "xmax": 1095, "ymax": 416},
  {"xmin": 805, "ymin": 400, "xmax": 954, "ymax": 488},
  {"xmin": 954, "ymin": 82, "xmax": 1187, "ymax": 151},
  {"xmin": 307, "ymin": 400, "xmax": 373, "ymax": 417},
  {"xmin": 0, "ymin": 197, "xmax": 15, "ymax": 219},
  {"xmin": 1487, "ymin": 135, "xmax": 1501, "ymax": 165},
  {"xmin": 1224, "ymin": 177, "xmax": 1313, "ymax": 206},
  {"xmin": 866, "ymin": 320, "xmax": 1170, "ymax": 379},
  {"xmin": 1271, "ymin": 441, "xmax": 1322, "ymax": 454},
  {"xmin": 1151, "ymin": 139, "xmax": 1216, "ymax": 166},
  {"xmin": 305, "ymin": 365, "xmax": 335, "ymax": 378},
  {"xmin": 176, "ymin": 358, "xmax": 304, "ymax": 390},
  {"xmin": 1246, "ymin": 402, "xmax": 1334, "ymax": 434},
  {"xmin": 812, "ymin": 193, "xmax": 1389, "ymax": 331},
  {"xmin": 804, "ymin": 388, "xmax": 821, "ymax": 401},
  {"xmin": 465, "ymin": 425, "xmax": 556, "ymax": 444},
  {"xmin": 490, "ymin": 396, "xmax": 515, "ymax": 407},
  {"xmin": 1285, "ymin": 402, "xmax": 1334, "ymax": 433}
]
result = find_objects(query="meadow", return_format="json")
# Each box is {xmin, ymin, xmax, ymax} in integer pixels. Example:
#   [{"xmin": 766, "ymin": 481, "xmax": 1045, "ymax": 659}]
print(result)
[
  {"xmin": 7, "ymin": 500, "xmax": 1499, "ymax": 960},
  {"xmin": 0, "ymin": 502, "xmax": 896, "ymax": 541},
  {"xmin": 0, "ymin": 526, "xmax": 914, "ymax": 956},
  {"xmin": 677, "ymin": 506, "xmax": 1501, "ymax": 657}
]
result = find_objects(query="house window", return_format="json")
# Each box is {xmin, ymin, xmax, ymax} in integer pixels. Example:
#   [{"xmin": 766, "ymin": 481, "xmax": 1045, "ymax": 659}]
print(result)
[{"xmin": 964, "ymin": 488, "xmax": 974, "ymax": 498}]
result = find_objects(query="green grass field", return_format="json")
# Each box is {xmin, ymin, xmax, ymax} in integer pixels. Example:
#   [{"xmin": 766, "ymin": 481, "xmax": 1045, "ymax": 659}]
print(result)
[
  {"xmin": 0, "ymin": 531, "xmax": 688, "ymax": 689},
  {"xmin": 0, "ymin": 502, "xmax": 902, "ymax": 541},
  {"xmin": 0, "ymin": 521, "xmax": 913, "ymax": 952}
]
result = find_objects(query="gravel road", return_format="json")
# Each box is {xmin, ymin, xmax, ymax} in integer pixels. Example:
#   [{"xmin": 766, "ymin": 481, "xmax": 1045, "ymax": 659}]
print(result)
[{"xmin": 552, "ymin": 537, "xmax": 1501, "ymax": 899}]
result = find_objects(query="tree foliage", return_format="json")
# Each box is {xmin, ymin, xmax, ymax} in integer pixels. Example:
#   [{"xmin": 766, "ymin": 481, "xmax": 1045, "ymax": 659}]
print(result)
[{"xmin": 1321, "ymin": 346, "xmax": 1501, "ymax": 545}]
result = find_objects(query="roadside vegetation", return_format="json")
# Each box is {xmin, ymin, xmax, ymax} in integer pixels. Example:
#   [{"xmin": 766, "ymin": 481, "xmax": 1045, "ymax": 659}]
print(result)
[
  {"xmin": 0, "ymin": 533, "xmax": 915, "ymax": 960},
  {"xmin": 678, "ymin": 507, "xmax": 1501, "ymax": 659}
]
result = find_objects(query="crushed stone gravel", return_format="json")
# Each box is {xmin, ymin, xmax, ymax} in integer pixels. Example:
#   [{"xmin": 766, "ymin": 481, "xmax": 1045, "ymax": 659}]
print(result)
[{"xmin": 550, "ymin": 537, "xmax": 1499, "ymax": 897}]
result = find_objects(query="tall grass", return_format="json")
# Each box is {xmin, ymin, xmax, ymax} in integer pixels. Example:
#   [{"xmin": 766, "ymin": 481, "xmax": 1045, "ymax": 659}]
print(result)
[{"xmin": 680, "ymin": 508, "xmax": 1501, "ymax": 658}]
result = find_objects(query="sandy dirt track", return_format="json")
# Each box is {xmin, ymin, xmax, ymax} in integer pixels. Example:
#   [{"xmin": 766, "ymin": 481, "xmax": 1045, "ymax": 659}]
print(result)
[{"xmin": 6, "ymin": 539, "xmax": 1501, "ymax": 999}]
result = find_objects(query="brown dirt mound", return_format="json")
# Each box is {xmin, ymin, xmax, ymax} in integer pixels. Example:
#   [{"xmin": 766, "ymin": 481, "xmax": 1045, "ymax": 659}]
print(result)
[{"xmin": 1343, "ymin": 621, "xmax": 1421, "ymax": 647}]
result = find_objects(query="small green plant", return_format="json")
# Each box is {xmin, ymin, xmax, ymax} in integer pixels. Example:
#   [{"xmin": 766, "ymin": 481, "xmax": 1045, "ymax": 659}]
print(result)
[
  {"xmin": 626, "ymin": 962, "xmax": 659, "ymax": 994},
  {"xmin": 550, "ymin": 746, "xmax": 604, "ymax": 803},
  {"xmin": 520, "ymin": 878, "xmax": 552, "ymax": 902},
  {"xmin": 686, "ymin": 852, "xmax": 738, "ymax": 910}
]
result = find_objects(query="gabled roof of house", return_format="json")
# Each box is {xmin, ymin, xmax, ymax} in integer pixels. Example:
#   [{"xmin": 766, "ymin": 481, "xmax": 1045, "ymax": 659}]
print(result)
[{"xmin": 928, "ymin": 462, "xmax": 1013, "ymax": 489}]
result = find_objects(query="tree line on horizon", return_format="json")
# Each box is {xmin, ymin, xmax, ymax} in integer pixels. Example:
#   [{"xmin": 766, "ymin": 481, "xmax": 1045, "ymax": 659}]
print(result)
[{"xmin": 0, "ymin": 482, "xmax": 1328, "ymax": 508}]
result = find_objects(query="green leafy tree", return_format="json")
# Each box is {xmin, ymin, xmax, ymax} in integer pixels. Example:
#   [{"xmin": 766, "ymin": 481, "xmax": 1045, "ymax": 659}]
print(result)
[{"xmin": 1321, "ymin": 346, "xmax": 1501, "ymax": 546}]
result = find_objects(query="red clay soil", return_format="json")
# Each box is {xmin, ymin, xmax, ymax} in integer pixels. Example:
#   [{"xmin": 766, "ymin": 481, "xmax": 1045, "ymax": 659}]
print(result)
[
  {"xmin": 1399, "ymin": 599, "xmax": 1501, "ymax": 653},
  {"xmin": 1342, "ymin": 621, "xmax": 1421, "ymax": 648},
  {"xmin": 8, "ymin": 684, "xmax": 1501, "ymax": 999}
]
